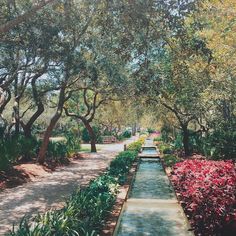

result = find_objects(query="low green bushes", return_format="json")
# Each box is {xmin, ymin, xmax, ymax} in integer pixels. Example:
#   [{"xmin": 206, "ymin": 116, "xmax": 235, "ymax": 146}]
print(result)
[
  {"xmin": 0, "ymin": 133, "xmax": 81, "ymax": 170},
  {"xmin": 162, "ymin": 154, "xmax": 181, "ymax": 167},
  {"xmin": 0, "ymin": 136, "xmax": 39, "ymax": 171},
  {"xmin": 162, "ymin": 147, "xmax": 173, "ymax": 154},
  {"xmin": 8, "ymin": 150, "xmax": 137, "ymax": 236},
  {"xmin": 108, "ymin": 150, "xmax": 137, "ymax": 184},
  {"xmin": 159, "ymin": 143, "xmax": 172, "ymax": 154},
  {"xmin": 127, "ymin": 136, "xmax": 146, "ymax": 152},
  {"xmin": 82, "ymin": 126, "xmax": 102, "ymax": 143},
  {"xmin": 153, "ymin": 136, "xmax": 162, "ymax": 142},
  {"xmin": 122, "ymin": 130, "xmax": 132, "ymax": 138},
  {"xmin": 127, "ymin": 141, "xmax": 142, "ymax": 152}
]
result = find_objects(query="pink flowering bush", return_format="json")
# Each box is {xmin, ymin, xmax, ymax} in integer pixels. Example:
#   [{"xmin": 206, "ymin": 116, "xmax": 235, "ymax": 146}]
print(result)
[{"xmin": 171, "ymin": 160, "xmax": 236, "ymax": 236}]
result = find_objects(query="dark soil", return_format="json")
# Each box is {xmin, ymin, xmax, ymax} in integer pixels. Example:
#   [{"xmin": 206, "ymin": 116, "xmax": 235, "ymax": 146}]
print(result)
[
  {"xmin": 0, "ymin": 158, "xmax": 70, "ymax": 191},
  {"xmin": 0, "ymin": 168, "xmax": 30, "ymax": 190}
]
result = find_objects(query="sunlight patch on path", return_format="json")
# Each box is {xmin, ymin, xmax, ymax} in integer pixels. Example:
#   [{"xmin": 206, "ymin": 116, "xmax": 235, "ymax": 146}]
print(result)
[{"xmin": 0, "ymin": 137, "xmax": 137, "ymax": 235}]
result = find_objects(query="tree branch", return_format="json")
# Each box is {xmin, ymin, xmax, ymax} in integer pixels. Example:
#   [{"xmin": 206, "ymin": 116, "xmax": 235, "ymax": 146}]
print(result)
[{"xmin": 0, "ymin": 0, "xmax": 57, "ymax": 35}]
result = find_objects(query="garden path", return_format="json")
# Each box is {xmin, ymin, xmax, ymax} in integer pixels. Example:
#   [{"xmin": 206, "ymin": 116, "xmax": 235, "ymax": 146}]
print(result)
[{"xmin": 0, "ymin": 137, "xmax": 137, "ymax": 235}]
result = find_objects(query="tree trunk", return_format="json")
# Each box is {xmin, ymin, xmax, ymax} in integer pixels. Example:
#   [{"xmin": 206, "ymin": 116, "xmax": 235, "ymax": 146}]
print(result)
[
  {"xmin": 83, "ymin": 121, "xmax": 97, "ymax": 152},
  {"xmin": 14, "ymin": 100, "xmax": 20, "ymax": 136},
  {"xmin": 38, "ymin": 112, "xmax": 61, "ymax": 164},
  {"xmin": 182, "ymin": 125, "xmax": 190, "ymax": 156},
  {"xmin": 38, "ymin": 85, "xmax": 66, "ymax": 164},
  {"xmin": 22, "ymin": 103, "xmax": 44, "ymax": 138}
]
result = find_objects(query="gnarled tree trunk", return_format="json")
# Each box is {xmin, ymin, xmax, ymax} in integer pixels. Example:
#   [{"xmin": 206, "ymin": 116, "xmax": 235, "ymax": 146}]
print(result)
[
  {"xmin": 38, "ymin": 85, "xmax": 66, "ymax": 164},
  {"xmin": 83, "ymin": 120, "xmax": 97, "ymax": 152},
  {"xmin": 38, "ymin": 112, "xmax": 62, "ymax": 164}
]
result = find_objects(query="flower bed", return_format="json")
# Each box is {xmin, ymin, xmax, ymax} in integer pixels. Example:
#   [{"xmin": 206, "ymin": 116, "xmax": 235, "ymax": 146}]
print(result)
[{"xmin": 170, "ymin": 160, "xmax": 236, "ymax": 236}]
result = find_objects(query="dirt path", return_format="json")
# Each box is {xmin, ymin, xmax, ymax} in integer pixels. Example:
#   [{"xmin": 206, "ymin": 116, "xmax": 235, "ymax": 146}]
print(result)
[{"xmin": 0, "ymin": 137, "xmax": 137, "ymax": 235}]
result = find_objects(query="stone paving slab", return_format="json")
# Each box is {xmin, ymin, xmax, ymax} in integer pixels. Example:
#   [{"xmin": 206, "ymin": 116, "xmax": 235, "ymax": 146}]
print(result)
[{"xmin": 117, "ymin": 202, "xmax": 193, "ymax": 236}]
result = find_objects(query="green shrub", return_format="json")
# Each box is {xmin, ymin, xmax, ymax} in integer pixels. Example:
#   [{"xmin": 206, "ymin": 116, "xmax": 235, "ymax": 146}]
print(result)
[
  {"xmin": 65, "ymin": 132, "xmax": 81, "ymax": 155},
  {"xmin": 18, "ymin": 136, "xmax": 39, "ymax": 159},
  {"xmin": 163, "ymin": 147, "xmax": 173, "ymax": 154},
  {"xmin": 122, "ymin": 130, "xmax": 132, "ymax": 138},
  {"xmin": 0, "ymin": 135, "xmax": 40, "ymax": 171},
  {"xmin": 173, "ymin": 133, "xmax": 183, "ymax": 150},
  {"xmin": 154, "ymin": 136, "xmax": 162, "ymax": 142},
  {"xmin": 147, "ymin": 128, "xmax": 155, "ymax": 133},
  {"xmin": 108, "ymin": 150, "xmax": 137, "ymax": 184},
  {"xmin": 159, "ymin": 144, "xmax": 171, "ymax": 153},
  {"xmin": 82, "ymin": 126, "xmax": 102, "ymax": 143},
  {"xmin": 127, "ymin": 139, "xmax": 144, "ymax": 153},
  {"xmin": 163, "ymin": 154, "xmax": 181, "ymax": 167},
  {"xmin": 46, "ymin": 140, "xmax": 68, "ymax": 163}
]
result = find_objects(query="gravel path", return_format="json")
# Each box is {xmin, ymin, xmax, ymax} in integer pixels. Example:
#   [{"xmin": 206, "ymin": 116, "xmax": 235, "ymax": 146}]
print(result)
[{"xmin": 0, "ymin": 137, "xmax": 137, "ymax": 235}]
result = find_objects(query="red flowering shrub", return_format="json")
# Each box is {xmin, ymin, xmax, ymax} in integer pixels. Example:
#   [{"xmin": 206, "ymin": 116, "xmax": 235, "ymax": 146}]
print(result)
[{"xmin": 171, "ymin": 160, "xmax": 236, "ymax": 236}]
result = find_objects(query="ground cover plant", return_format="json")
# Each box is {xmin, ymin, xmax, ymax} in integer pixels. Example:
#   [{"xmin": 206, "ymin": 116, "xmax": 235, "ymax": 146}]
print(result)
[
  {"xmin": 162, "ymin": 154, "xmax": 181, "ymax": 167},
  {"xmin": 8, "ymin": 150, "xmax": 137, "ymax": 236},
  {"xmin": 170, "ymin": 160, "xmax": 236, "ymax": 236},
  {"xmin": 127, "ymin": 136, "xmax": 146, "ymax": 153}
]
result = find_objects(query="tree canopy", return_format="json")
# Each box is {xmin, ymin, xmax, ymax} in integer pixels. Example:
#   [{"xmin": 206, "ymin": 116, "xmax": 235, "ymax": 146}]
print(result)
[{"xmin": 0, "ymin": 0, "xmax": 235, "ymax": 163}]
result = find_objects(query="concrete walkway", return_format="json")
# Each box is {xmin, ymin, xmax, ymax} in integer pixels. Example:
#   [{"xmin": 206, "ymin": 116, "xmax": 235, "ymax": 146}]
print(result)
[{"xmin": 0, "ymin": 137, "xmax": 137, "ymax": 235}]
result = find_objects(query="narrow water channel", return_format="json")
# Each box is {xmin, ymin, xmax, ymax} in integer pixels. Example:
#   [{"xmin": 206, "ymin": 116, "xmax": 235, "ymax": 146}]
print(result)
[{"xmin": 115, "ymin": 143, "xmax": 192, "ymax": 236}]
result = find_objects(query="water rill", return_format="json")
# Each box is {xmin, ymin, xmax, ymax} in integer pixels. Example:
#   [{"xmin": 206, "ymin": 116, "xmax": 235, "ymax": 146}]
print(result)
[{"xmin": 115, "ymin": 139, "xmax": 192, "ymax": 236}]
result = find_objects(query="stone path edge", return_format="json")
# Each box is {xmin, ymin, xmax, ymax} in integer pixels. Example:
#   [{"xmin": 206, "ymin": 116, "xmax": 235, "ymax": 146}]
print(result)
[
  {"xmin": 161, "ymin": 160, "xmax": 194, "ymax": 233},
  {"xmin": 101, "ymin": 161, "xmax": 139, "ymax": 236}
]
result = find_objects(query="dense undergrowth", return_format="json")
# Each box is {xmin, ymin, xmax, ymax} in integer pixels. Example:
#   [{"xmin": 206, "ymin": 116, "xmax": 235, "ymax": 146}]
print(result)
[
  {"xmin": 8, "ymin": 150, "xmax": 137, "ymax": 236},
  {"xmin": 0, "ymin": 132, "xmax": 80, "ymax": 171},
  {"xmin": 171, "ymin": 160, "xmax": 236, "ymax": 236}
]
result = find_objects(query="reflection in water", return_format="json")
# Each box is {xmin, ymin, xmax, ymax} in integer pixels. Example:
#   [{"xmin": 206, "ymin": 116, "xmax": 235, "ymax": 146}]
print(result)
[{"xmin": 130, "ymin": 159, "xmax": 175, "ymax": 199}]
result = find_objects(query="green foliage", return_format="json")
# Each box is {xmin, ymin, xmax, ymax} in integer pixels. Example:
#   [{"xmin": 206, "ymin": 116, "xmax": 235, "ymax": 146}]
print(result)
[
  {"xmin": 18, "ymin": 136, "xmax": 39, "ymax": 159},
  {"xmin": 65, "ymin": 132, "xmax": 81, "ymax": 156},
  {"xmin": 160, "ymin": 125, "xmax": 174, "ymax": 143},
  {"xmin": 46, "ymin": 140, "xmax": 68, "ymax": 164},
  {"xmin": 0, "ymin": 137, "xmax": 19, "ymax": 171},
  {"xmin": 0, "ymin": 133, "xmax": 81, "ymax": 171},
  {"xmin": 127, "ymin": 137, "xmax": 145, "ymax": 153},
  {"xmin": 159, "ymin": 144, "xmax": 171, "ymax": 153},
  {"xmin": 82, "ymin": 128, "xmax": 90, "ymax": 143},
  {"xmin": 208, "ymin": 123, "xmax": 236, "ymax": 160},
  {"xmin": 108, "ymin": 151, "xmax": 137, "ymax": 184},
  {"xmin": 163, "ymin": 147, "xmax": 173, "ymax": 154},
  {"xmin": 127, "ymin": 142, "xmax": 142, "ymax": 152},
  {"xmin": 170, "ymin": 119, "xmax": 236, "ymax": 160},
  {"xmin": 163, "ymin": 154, "xmax": 181, "ymax": 167},
  {"xmin": 153, "ymin": 136, "xmax": 162, "ymax": 142},
  {"xmin": 147, "ymin": 128, "xmax": 155, "ymax": 133},
  {"xmin": 188, "ymin": 124, "xmax": 236, "ymax": 160},
  {"xmin": 82, "ymin": 126, "xmax": 102, "ymax": 143},
  {"xmin": 122, "ymin": 130, "xmax": 132, "ymax": 138},
  {"xmin": 0, "ymin": 135, "xmax": 39, "ymax": 171},
  {"xmin": 173, "ymin": 133, "xmax": 183, "ymax": 150},
  {"xmin": 9, "ymin": 145, "xmax": 137, "ymax": 235}
]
